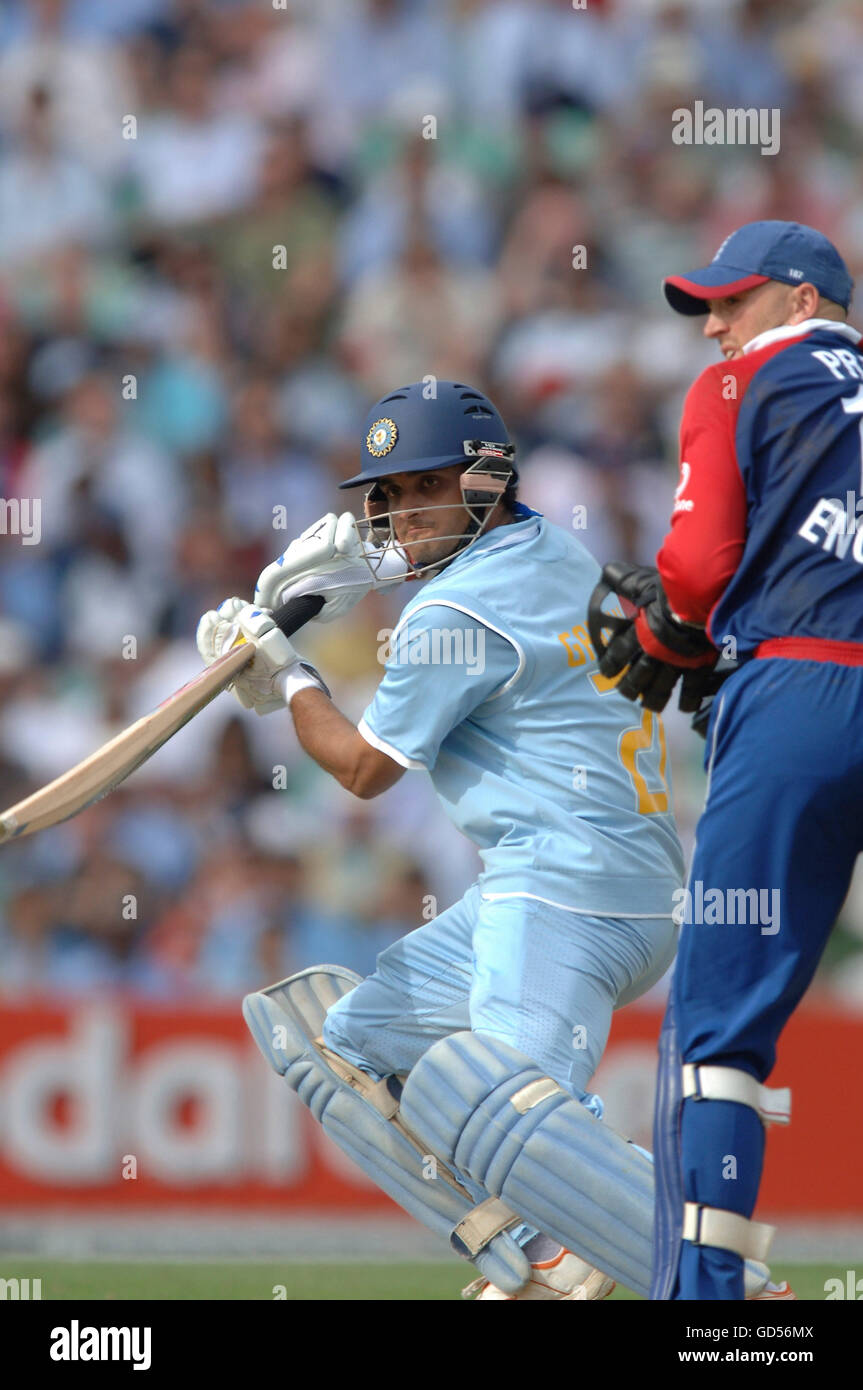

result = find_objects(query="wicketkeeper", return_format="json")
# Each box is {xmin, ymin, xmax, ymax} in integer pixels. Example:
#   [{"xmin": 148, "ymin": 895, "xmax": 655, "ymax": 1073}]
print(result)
[{"xmin": 591, "ymin": 221, "xmax": 863, "ymax": 1300}]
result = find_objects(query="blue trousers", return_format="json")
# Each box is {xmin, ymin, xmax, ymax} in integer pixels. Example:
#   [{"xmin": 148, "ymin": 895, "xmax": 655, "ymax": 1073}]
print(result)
[{"xmin": 652, "ymin": 657, "xmax": 863, "ymax": 1299}]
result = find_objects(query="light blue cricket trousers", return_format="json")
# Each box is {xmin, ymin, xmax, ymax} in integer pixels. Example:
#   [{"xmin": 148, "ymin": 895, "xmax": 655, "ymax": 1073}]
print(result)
[{"xmin": 323, "ymin": 883, "xmax": 677, "ymax": 1102}]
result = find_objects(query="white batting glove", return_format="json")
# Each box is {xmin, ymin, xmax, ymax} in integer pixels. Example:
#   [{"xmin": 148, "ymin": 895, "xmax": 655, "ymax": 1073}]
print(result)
[
  {"xmin": 255, "ymin": 511, "xmax": 408, "ymax": 623},
  {"xmin": 195, "ymin": 598, "xmax": 329, "ymax": 716},
  {"xmin": 196, "ymin": 596, "xmax": 247, "ymax": 667}
]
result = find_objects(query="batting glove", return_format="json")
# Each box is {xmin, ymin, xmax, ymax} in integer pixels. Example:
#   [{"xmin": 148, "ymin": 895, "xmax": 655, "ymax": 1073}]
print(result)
[
  {"xmin": 196, "ymin": 598, "xmax": 329, "ymax": 716},
  {"xmin": 255, "ymin": 511, "xmax": 408, "ymax": 625}
]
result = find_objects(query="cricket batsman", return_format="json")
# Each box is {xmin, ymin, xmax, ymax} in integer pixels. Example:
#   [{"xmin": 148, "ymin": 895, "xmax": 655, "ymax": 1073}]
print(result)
[
  {"xmin": 196, "ymin": 380, "xmax": 787, "ymax": 1300},
  {"xmin": 591, "ymin": 221, "xmax": 863, "ymax": 1299}
]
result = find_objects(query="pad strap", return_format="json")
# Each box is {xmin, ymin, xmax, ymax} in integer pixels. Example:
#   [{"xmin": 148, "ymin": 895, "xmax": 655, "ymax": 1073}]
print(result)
[
  {"xmin": 510, "ymin": 1077, "xmax": 563, "ymax": 1113},
  {"xmin": 318, "ymin": 1037, "xmax": 522, "ymax": 1259},
  {"xmin": 451, "ymin": 1197, "xmax": 520, "ymax": 1259},
  {"xmin": 682, "ymin": 1064, "xmax": 791, "ymax": 1126},
  {"xmin": 316, "ymin": 1039, "xmax": 400, "ymax": 1119},
  {"xmin": 683, "ymin": 1203, "xmax": 776, "ymax": 1263}
]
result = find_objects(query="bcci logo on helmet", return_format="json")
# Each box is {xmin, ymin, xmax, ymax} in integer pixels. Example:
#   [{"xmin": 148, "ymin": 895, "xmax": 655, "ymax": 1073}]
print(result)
[{"xmin": 366, "ymin": 418, "xmax": 398, "ymax": 457}]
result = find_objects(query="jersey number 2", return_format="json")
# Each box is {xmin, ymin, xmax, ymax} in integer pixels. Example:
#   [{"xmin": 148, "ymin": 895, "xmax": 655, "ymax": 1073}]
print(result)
[
  {"xmin": 559, "ymin": 624, "xmax": 670, "ymax": 814},
  {"xmin": 620, "ymin": 708, "xmax": 669, "ymax": 815}
]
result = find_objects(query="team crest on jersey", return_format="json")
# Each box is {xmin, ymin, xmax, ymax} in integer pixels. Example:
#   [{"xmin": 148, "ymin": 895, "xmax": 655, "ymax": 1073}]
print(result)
[{"xmin": 366, "ymin": 418, "xmax": 398, "ymax": 457}]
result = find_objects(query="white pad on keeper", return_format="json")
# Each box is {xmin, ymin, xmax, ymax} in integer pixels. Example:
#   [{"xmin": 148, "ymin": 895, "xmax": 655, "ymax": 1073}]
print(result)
[
  {"xmin": 683, "ymin": 1203, "xmax": 776, "ymax": 1263},
  {"xmin": 242, "ymin": 967, "xmax": 530, "ymax": 1294},
  {"xmin": 682, "ymin": 1064, "xmax": 791, "ymax": 1126},
  {"xmin": 399, "ymin": 1029, "xmax": 656, "ymax": 1297}
]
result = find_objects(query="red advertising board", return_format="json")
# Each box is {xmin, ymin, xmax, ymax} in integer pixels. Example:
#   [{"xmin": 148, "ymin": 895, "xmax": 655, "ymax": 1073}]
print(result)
[{"xmin": 0, "ymin": 997, "xmax": 859, "ymax": 1216}]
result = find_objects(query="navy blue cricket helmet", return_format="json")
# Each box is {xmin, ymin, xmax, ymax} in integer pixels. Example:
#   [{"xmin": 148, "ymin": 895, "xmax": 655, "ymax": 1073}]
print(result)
[{"xmin": 339, "ymin": 380, "xmax": 515, "ymax": 489}]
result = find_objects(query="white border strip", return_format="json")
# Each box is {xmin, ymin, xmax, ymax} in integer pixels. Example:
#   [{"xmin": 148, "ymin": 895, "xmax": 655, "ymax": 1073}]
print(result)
[
  {"xmin": 481, "ymin": 891, "xmax": 674, "ymax": 919},
  {"xmin": 357, "ymin": 717, "xmax": 427, "ymax": 771}
]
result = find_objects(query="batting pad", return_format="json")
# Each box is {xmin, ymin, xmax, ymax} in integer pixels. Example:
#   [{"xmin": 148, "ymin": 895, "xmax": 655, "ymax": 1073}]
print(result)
[
  {"xmin": 400, "ymin": 1030, "xmax": 656, "ymax": 1296},
  {"xmin": 242, "ymin": 968, "xmax": 530, "ymax": 1294}
]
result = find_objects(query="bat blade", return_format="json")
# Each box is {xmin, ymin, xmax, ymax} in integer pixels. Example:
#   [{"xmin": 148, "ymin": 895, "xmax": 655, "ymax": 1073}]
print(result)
[{"xmin": 0, "ymin": 644, "xmax": 253, "ymax": 845}]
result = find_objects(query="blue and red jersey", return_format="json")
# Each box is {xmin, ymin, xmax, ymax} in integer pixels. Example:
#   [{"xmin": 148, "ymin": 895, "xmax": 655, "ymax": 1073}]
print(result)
[{"xmin": 656, "ymin": 319, "xmax": 863, "ymax": 664}]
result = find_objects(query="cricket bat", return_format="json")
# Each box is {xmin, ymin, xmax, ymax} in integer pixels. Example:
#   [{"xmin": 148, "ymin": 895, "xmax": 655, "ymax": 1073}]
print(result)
[{"xmin": 0, "ymin": 593, "xmax": 325, "ymax": 845}]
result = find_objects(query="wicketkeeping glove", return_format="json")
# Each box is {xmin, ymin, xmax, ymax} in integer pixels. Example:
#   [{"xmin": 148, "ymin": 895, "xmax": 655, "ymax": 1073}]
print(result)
[
  {"xmin": 681, "ymin": 653, "xmax": 739, "ymax": 737},
  {"xmin": 587, "ymin": 562, "xmax": 717, "ymax": 713},
  {"xmin": 196, "ymin": 598, "xmax": 330, "ymax": 716}
]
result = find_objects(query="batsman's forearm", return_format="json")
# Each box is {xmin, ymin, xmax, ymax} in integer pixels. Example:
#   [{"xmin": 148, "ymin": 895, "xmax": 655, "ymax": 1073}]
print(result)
[
  {"xmin": 290, "ymin": 687, "xmax": 359, "ymax": 777},
  {"xmin": 289, "ymin": 687, "xmax": 402, "ymax": 798}
]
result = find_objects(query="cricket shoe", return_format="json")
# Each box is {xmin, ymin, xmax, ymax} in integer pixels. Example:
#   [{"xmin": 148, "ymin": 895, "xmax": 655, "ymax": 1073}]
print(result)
[
  {"xmin": 748, "ymin": 1281, "xmax": 797, "ymax": 1300},
  {"xmin": 463, "ymin": 1249, "xmax": 795, "ymax": 1301},
  {"xmin": 463, "ymin": 1247, "xmax": 616, "ymax": 1301},
  {"xmin": 744, "ymin": 1260, "xmax": 797, "ymax": 1300}
]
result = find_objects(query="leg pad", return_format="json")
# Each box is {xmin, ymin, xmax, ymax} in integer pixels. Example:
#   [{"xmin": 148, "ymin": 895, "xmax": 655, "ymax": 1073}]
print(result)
[
  {"xmin": 401, "ymin": 1030, "xmax": 655, "ymax": 1296},
  {"xmin": 243, "ymin": 969, "xmax": 530, "ymax": 1294}
]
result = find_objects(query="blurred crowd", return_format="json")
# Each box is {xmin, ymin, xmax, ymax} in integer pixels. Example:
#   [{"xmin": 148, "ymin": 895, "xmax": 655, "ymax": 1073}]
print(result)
[{"xmin": 1, "ymin": 0, "xmax": 863, "ymax": 1003}]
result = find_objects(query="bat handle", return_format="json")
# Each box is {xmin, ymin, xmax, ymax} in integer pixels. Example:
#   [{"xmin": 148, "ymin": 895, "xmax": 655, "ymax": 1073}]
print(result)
[{"xmin": 270, "ymin": 592, "xmax": 325, "ymax": 637}]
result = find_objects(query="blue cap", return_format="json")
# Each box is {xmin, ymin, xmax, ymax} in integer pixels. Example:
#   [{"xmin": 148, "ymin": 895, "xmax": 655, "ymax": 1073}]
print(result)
[
  {"xmin": 664, "ymin": 221, "xmax": 854, "ymax": 316},
  {"xmin": 340, "ymin": 380, "xmax": 513, "ymax": 489}
]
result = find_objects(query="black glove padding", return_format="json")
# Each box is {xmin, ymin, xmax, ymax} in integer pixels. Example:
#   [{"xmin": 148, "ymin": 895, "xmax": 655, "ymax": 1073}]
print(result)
[
  {"xmin": 588, "ymin": 562, "xmax": 661, "ymax": 678},
  {"xmin": 594, "ymin": 561, "xmax": 716, "ymax": 666},
  {"xmin": 589, "ymin": 561, "xmax": 717, "ymax": 714},
  {"xmin": 678, "ymin": 664, "xmax": 720, "ymax": 714},
  {"xmin": 616, "ymin": 650, "xmax": 683, "ymax": 712},
  {"xmin": 588, "ymin": 563, "xmax": 683, "ymax": 713},
  {"xmin": 690, "ymin": 695, "xmax": 716, "ymax": 740},
  {"xmin": 682, "ymin": 655, "xmax": 739, "ymax": 736},
  {"xmin": 641, "ymin": 597, "xmax": 717, "ymax": 665}
]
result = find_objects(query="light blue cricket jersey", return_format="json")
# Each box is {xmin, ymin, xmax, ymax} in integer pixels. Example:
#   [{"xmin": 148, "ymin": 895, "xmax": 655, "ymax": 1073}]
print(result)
[{"xmin": 359, "ymin": 507, "xmax": 684, "ymax": 916}]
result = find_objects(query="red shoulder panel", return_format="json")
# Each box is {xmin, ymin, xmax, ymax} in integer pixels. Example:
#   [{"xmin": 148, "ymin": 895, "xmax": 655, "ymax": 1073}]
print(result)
[{"xmin": 657, "ymin": 337, "xmax": 792, "ymax": 633}]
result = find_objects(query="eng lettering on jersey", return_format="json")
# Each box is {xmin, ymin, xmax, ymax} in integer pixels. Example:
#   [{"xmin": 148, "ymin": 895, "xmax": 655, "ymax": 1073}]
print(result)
[
  {"xmin": 798, "ymin": 495, "xmax": 863, "ymax": 563},
  {"xmin": 673, "ymin": 461, "xmax": 694, "ymax": 513}
]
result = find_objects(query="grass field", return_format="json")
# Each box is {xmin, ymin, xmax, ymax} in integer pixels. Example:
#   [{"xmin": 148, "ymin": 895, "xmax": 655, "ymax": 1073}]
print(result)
[{"xmin": 0, "ymin": 1258, "xmax": 838, "ymax": 1301}]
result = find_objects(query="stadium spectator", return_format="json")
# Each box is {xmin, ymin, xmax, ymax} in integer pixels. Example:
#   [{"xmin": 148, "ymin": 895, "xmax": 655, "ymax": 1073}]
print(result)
[{"xmin": 1, "ymin": 0, "xmax": 861, "ymax": 1002}]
